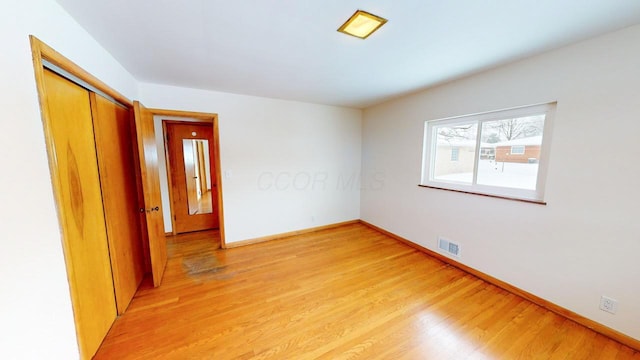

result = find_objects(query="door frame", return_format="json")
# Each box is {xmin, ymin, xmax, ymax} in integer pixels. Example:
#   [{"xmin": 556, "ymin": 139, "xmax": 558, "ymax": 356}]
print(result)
[
  {"xmin": 153, "ymin": 112, "xmax": 226, "ymax": 246},
  {"xmin": 163, "ymin": 120, "xmax": 218, "ymax": 234}
]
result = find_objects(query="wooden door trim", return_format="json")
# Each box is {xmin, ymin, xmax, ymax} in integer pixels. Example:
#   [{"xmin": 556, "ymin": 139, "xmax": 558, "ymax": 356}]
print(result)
[
  {"xmin": 30, "ymin": 36, "xmax": 132, "ymax": 107},
  {"xmin": 156, "ymin": 114, "xmax": 226, "ymax": 247},
  {"xmin": 148, "ymin": 108, "xmax": 215, "ymax": 120}
]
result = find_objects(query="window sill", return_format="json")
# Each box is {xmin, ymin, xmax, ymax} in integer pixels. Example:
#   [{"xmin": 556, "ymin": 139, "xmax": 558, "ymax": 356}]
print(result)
[{"xmin": 417, "ymin": 184, "xmax": 547, "ymax": 205}]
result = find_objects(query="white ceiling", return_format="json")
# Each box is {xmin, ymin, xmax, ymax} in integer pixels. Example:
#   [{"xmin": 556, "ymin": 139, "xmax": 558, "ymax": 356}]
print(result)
[{"xmin": 55, "ymin": 0, "xmax": 640, "ymax": 108}]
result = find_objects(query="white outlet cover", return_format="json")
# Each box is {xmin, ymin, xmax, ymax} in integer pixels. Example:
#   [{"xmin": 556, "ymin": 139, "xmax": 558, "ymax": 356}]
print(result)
[{"xmin": 599, "ymin": 296, "xmax": 618, "ymax": 314}]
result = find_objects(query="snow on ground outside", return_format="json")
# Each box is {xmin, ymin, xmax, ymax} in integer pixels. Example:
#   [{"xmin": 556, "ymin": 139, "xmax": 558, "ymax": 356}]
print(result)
[{"xmin": 434, "ymin": 160, "xmax": 538, "ymax": 190}]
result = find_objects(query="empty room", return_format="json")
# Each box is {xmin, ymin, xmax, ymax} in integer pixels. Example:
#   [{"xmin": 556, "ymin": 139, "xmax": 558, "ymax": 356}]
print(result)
[{"xmin": 1, "ymin": 1, "xmax": 640, "ymax": 359}]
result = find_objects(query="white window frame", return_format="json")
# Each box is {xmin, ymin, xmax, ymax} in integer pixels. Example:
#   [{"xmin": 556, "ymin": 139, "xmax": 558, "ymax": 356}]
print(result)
[{"xmin": 421, "ymin": 102, "xmax": 555, "ymax": 203}]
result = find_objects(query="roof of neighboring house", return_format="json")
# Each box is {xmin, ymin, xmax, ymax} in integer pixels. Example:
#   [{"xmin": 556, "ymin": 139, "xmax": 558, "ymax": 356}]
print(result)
[{"xmin": 492, "ymin": 135, "xmax": 542, "ymax": 147}]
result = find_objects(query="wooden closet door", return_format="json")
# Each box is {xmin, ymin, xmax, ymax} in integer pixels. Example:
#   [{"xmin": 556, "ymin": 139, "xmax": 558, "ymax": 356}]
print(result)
[
  {"xmin": 42, "ymin": 70, "xmax": 116, "ymax": 359},
  {"xmin": 91, "ymin": 93, "xmax": 145, "ymax": 314}
]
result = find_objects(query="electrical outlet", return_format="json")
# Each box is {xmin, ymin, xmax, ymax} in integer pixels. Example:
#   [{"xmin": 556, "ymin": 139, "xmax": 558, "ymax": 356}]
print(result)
[{"xmin": 599, "ymin": 296, "xmax": 618, "ymax": 314}]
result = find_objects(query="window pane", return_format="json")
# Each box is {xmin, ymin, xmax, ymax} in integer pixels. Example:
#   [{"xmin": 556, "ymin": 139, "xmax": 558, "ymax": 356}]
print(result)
[
  {"xmin": 432, "ymin": 123, "xmax": 478, "ymax": 184},
  {"xmin": 451, "ymin": 148, "xmax": 459, "ymax": 161},
  {"xmin": 510, "ymin": 145, "xmax": 525, "ymax": 155},
  {"xmin": 477, "ymin": 115, "xmax": 545, "ymax": 190}
]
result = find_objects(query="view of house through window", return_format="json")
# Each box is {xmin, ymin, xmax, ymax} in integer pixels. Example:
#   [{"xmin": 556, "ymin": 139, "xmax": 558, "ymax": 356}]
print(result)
[
  {"xmin": 433, "ymin": 123, "xmax": 477, "ymax": 184},
  {"xmin": 422, "ymin": 103, "xmax": 554, "ymax": 202}
]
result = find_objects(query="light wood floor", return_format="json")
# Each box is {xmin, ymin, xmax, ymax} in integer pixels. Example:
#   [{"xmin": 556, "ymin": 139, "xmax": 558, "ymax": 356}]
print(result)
[{"xmin": 95, "ymin": 223, "xmax": 639, "ymax": 359}]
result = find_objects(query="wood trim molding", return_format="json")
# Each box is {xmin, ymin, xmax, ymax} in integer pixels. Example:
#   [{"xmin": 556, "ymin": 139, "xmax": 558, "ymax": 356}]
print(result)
[
  {"xmin": 212, "ymin": 118, "xmax": 226, "ymax": 248},
  {"xmin": 148, "ymin": 108, "xmax": 215, "ymax": 121},
  {"xmin": 30, "ymin": 36, "xmax": 132, "ymax": 107},
  {"xmin": 359, "ymin": 220, "xmax": 640, "ymax": 352},
  {"xmin": 224, "ymin": 220, "xmax": 360, "ymax": 249}
]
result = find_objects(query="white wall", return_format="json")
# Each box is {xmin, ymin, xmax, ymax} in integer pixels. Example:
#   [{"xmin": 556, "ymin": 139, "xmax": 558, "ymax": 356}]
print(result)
[
  {"xmin": 0, "ymin": 1, "xmax": 138, "ymax": 359},
  {"xmin": 140, "ymin": 84, "xmax": 362, "ymax": 243},
  {"xmin": 361, "ymin": 25, "xmax": 640, "ymax": 340}
]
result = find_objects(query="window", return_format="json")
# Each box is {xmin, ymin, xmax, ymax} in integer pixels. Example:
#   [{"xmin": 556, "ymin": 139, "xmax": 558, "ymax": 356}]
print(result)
[
  {"xmin": 421, "ymin": 103, "xmax": 555, "ymax": 203},
  {"xmin": 450, "ymin": 148, "xmax": 459, "ymax": 161},
  {"xmin": 510, "ymin": 145, "xmax": 525, "ymax": 155}
]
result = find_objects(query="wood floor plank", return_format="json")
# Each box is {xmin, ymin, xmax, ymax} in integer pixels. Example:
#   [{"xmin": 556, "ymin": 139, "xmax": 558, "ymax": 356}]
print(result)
[{"xmin": 94, "ymin": 223, "xmax": 639, "ymax": 359}]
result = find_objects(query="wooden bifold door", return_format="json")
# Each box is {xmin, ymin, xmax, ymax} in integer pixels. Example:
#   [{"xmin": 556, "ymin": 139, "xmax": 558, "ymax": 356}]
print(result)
[
  {"xmin": 41, "ymin": 69, "xmax": 145, "ymax": 359},
  {"xmin": 33, "ymin": 35, "xmax": 171, "ymax": 359}
]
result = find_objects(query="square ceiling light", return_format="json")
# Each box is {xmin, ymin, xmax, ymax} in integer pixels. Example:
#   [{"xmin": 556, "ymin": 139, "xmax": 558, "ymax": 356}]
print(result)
[{"xmin": 338, "ymin": 10, "xmax": 387, "ymax": 39}]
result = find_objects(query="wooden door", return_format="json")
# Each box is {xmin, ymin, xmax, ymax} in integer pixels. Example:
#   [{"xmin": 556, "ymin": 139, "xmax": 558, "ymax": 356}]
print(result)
[
  {"xmin": 90, "ymin": 93, "xmax": 145, "ymax": 313},
  {"xmin": 166, "ymin": 122, "xmax": 218, "ymax": 233},
  {"xmin": 133, "ymin": 101, "xmax": 167, "ymax": 287},
  {"xmin": 42, "ymin": 70, "xmax": 117, "ymax": 359}
]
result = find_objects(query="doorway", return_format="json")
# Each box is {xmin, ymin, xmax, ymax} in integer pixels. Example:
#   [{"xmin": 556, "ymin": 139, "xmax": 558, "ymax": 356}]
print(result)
[
  {"xmin": 165, "ymin": 121, "xmax": 219, "ymax": 234},
  {"xmin": 31, "ymin": 37, "xmax": 227, "ymax": 359}
]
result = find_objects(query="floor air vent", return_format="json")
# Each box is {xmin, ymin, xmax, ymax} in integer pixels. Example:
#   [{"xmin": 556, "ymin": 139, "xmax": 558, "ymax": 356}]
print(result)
[{"xmin": 438, "ymin": 237, "xmax": 460, "ymax": 257}]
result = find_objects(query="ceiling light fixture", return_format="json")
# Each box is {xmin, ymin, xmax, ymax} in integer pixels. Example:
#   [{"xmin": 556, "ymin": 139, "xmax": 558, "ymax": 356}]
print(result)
[{"xmin": 338, "ymin": 10, "xmax": 387, "ymax": 39}]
